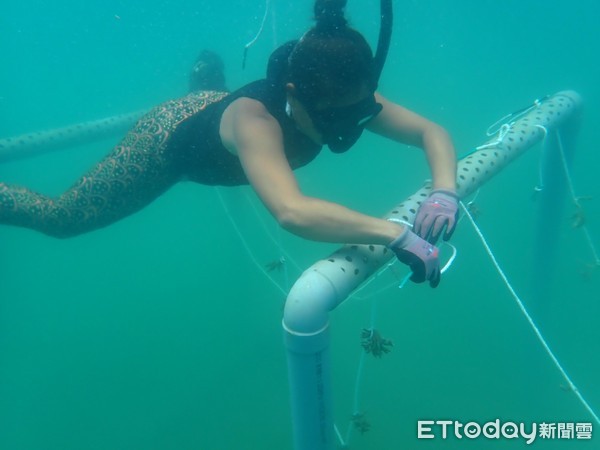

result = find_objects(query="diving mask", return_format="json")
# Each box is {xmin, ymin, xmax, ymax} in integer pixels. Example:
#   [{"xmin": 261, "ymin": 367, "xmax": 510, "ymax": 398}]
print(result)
[{"xmin": 307, "ymin": 94, "xmax": 383, "ymax": 153}]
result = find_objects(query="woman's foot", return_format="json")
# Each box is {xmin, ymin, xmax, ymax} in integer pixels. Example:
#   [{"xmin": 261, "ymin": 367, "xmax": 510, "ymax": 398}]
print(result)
[{"xmin": 189, "ymin": 50, "xmax": 227, "ymax": 92}]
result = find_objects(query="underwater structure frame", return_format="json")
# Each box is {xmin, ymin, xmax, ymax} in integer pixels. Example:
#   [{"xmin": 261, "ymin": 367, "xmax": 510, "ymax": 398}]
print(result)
[{"xmin": 281, "ymin": 90, "xmax": 592, "ymax": 450}]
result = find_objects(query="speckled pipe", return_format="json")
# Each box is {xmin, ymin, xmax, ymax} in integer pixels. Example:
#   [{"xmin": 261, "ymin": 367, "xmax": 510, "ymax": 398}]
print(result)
[
  {"xmin": 283, "ymin": 90, "xmax": 582, "ymax": 450},
  {"xmin": 0, "ymin": 110, "xmax": 146, "ymax": 163}
]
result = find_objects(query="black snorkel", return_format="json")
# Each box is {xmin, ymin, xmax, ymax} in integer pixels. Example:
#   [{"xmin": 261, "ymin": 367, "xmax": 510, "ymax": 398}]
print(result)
[
  {"xmin": 373, "ymin": 0, "xmax": 393, "ymax": 89},
  {"xmin": 319, "ymin": 0, "xmax": 394, "ymax": 153}
]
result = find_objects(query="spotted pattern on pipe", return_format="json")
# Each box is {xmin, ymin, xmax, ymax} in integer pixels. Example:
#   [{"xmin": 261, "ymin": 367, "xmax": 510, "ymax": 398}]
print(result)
[{"xmin": 305, "ymin": 92, "xmax": 580, "ymax": 298}]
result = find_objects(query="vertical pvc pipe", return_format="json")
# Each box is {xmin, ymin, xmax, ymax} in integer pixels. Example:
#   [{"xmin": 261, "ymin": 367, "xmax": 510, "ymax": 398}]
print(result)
[
  {"xmin": 283, "ymin": 91, "xmax": 582, "ymax": 450},
  {"xmin": 284, "ymin": 328, "xmax": 333, "ymax": 450},
  {"xmin": 283, "ymin": 267, "xmax": 356, "ymax": 450}
]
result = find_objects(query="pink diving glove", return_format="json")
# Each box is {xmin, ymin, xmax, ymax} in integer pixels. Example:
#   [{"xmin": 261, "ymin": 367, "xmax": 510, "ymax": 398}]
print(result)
[
  {"xmin": 414, "ymin": 189, "xmax": 459, "ymax": 244},
  {"xmin": 387, "ymin": 228, "xmax": 441, "ymax": 288}
]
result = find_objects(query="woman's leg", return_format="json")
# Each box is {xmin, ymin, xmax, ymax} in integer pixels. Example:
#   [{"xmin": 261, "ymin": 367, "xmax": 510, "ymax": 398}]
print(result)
[{"xmin": 0, "ymin": 91, "xmax": 228, "ymax": 238}]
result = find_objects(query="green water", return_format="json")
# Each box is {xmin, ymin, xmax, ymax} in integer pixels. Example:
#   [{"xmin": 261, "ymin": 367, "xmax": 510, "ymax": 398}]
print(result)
[{"xmin": 1, "ymin": 1, "xmax": 599, "ymax": 449}]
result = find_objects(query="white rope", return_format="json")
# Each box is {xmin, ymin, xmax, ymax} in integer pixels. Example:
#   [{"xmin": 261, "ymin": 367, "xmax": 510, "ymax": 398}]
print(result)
[
  {"xmin": 244, "ymin": 0, "xmax": 271, "ymax": 49},
  {"xmin": 479, "ymin": 97, "xmax": 548, "ymax": 153},
  {"xmin": 242, "ymin": 0, "xmax": 271, "ymax": 68},
  {"xmin": 486, "ymin": 97, "xmax": 545, "ymax": 137},
  {"xmin": 476, "ymin": 123, "xmax": 512, "ymax": 151},
  {"xmin": 554, "ymin": 130, "xmax": 600, "ymax": 265},
  {"xmin": 334, "ymin": 423, "xmax": 348, "ymax": 448},
  {"xmin": 242, "ymin": 189, "xmax": 304, "ymax": 273},
  {"xmin": 398, "ymin": 242, "xmax": 457, "ymax": 289},
  {"xmin": 215, "ymin": 187, "xmax": 288, "ymax": 297},
  {"xmin": 460, "ymin": 201, "xmax": 600, "ymax": 425}
]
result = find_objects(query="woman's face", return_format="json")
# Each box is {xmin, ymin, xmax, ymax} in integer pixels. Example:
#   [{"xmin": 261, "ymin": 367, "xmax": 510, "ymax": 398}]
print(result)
[{"xmin": 285, "ymin": 83, "xmax": 380, "ymax": 152}]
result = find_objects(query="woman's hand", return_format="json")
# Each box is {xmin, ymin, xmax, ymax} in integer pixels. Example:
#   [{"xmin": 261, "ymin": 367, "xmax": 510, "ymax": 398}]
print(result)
[
  {"xmin": 413, "ymin": 189, "xmax": 459, "ymax": 244},
  {"xmin": 387, "ymin": 228, "xmax": 441, "ymax": 288}
]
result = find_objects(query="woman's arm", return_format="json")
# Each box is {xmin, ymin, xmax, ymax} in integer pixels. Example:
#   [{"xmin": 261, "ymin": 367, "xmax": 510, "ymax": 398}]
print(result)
[
  {"xmin": 367, "ymin": 93, "xmax": 457, "ymax": 192},
  {"xmin": 367, "ymin": 93, "xmax": 459, "ymax": 244},
  {"xmin": 220, "ymin": 97, "xmax": 404, "ymax": 245}
]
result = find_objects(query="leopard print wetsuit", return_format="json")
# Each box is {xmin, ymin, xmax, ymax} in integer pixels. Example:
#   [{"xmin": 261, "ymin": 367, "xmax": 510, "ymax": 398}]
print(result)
[
  {"xmin": 1, "ymin": 42, "xmax": 323, "ymax": 238},
  {"xmin": 0, "ymin": 90, "xmax": 228, "ymax": 238}
]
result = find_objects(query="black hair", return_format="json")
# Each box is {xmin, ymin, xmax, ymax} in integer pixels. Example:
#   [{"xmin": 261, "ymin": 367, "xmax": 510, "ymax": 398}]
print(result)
[
  {"xmin": 314, "ymin": 0, "xmax": 348, "ymax": 32},
  {"xmin": 288, "ymin": 0, "xmax": 375, "ymax": 106}
]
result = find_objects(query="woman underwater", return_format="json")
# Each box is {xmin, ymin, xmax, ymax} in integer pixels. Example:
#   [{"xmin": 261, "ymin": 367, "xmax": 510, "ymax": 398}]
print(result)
[{"xmin": 0, "ymin": 0, "xmax": 458, "ymax": 287}]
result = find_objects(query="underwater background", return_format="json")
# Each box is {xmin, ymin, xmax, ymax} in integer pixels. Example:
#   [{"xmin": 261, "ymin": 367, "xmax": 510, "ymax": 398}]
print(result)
[{"xmin": 1, "ymin": 0, "xmax": 599, "ymax": 449}]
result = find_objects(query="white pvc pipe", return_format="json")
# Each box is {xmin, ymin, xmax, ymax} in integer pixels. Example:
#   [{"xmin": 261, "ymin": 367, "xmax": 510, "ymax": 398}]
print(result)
[
  {"xmin": 283, "ymin": 90, "xmax": 583, "ymax": 450},
  {"xmin": 0, "ymin": 110, "xmax": 146, "ymax": 163}
]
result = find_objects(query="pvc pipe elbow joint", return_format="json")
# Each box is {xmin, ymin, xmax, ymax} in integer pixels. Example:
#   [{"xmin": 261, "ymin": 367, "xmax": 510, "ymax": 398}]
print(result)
[{"xmin": 282, "ymin": 269, "xmax": 341, "ymax": 338}]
